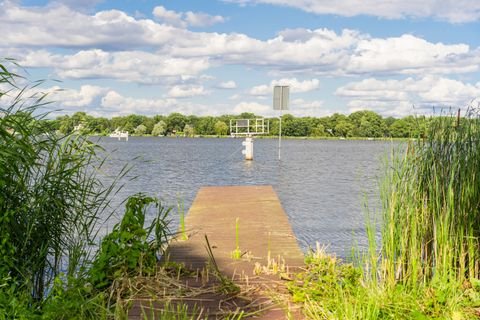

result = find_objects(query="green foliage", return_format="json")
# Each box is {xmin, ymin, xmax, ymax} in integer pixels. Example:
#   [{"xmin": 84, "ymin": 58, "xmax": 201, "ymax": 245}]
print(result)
[
  {"xmin": 183, "ymin": 124, "xmax": 195, "ymax": 137},
  {"xmin": 41, "ymin": 276, "xmax": 107, "ymax": 320},
  {"xmin": 214, "ymin": 120, "xmax": 229, "ymax": 136},
  {"xmin": 151, "ymin": 120, "xmax": 167, "ymax": 136},
  {"xmin": 289, "ymin": 249, "xmax": 361, "ymax": 304},
  {"xmin": 231, "ymin": 218, "xmax": 242, "ymax": 260},
  {"xmin": 134, "ymin": 124, "xmax": 147, "ymax": 135},
  {"xmin": 381, "ymin": 110, "xmax": 480, "ymax": 286},
  {"xmin": 89, "ymin": 194, "xmax": 171, "ymax": 289},
  {"xmin": 0, "ymin": 71, "xmax": 114, "ymax": 303},
  {"xmin": 177, "ymin": 197, "xmax": 188, "ymax": 240},
  {"xmin": 50, "ymin": 103, "xmax": 441, "ymax": 138},
  {"xmin": 196, "ymin": 116, "xmax": 216, "ymax": 135},
  {"xmin": 290, "ymin": 107, "xmax": 480, "ymax": 319},
  {"xmin": 290, "ymin": 247, "xmax": 480, "ymax": 319},
  {"xmin": 0, "ymin": 60, "xmax": 117, "ymax": 319}
]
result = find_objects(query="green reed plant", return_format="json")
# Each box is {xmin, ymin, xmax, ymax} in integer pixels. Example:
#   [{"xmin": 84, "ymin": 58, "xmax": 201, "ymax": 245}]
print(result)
[
  {"xmin": 0, "ymin": 60, "xmax": 126, "ymax": 319},
  {"xmin": 231, "ymin": 217, "xmax": 242, "ymax": 260},
  {"xmin": 177, "ymin": 196, "xmax": 188, "ymax": 240},
  {"xmin": 0, "ymin": 66, "xmax": 118, "ymax": 303},
  {"xmin": 290, "ymin": 107, "xmax": 480, "ymax": 319},
  {"xmin": 89, "ymin": 194, "xmax": 171, "ymax": 289},
  {"xmin": 381, "ymin": 109, "xmax": 480, "ymax": 287}
]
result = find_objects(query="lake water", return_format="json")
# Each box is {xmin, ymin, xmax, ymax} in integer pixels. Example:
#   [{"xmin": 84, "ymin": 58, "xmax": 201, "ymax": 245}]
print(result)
[{"xmin": 97, "ymin": 137, "xmax": 395, "ymax": 257}]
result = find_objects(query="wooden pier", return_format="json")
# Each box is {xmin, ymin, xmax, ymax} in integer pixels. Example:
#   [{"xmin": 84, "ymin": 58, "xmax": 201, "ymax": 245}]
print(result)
[
  {"xmin": 167, "ymin": 185, "xmax": 304, "ymax": 274},
  {"xmin": 130, "ymin": 185, "xmax": 305, "ymax": 319}
]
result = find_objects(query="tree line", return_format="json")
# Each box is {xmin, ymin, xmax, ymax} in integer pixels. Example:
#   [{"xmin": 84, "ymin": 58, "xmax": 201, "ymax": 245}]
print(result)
[{"xmin": 50, "ymin": 110, "xmax": 430, "ymax": 138}]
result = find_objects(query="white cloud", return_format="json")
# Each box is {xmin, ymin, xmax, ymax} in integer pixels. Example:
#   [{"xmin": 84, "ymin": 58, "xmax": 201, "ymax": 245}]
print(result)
[
  {"xmin": 53, "ymin": 85, "xmax": 108, "ymax": 107},
  {"xmin": 290, "ymin": 98, "xmax": 328, "ymax": 116},
  {"xmin": 249, "ymin": 78, "xmax": 320, "ymax": 95},
  {"xmin": 1, "ymin": 3, "xmax": 478, "ymax": 79},
  {"xmin": 152, "ymin": 6, "xmax": 184, "ymax": 27},
  {"xmin": 0, "ymin": 2, "xmax": 181, "ymax": 48},
  {"xmin": 229, "ymin": 94, "xmax": 241, "ymax": 100},
  {"xmin": 167, "ymin": 85, "xmax": 208, "ymax": 98},
  {"xmin": 233, "ymin": 101, "xmax": 271, "ymax": 114},
  {"xmin": 335, "ymin": 76, "xmax": 480, "ymax": 117},
  {"xmin": 347, "ymin": 34, "xmax": 477, "ymax": 75},
  {"xmin": 52, "ymin": 0, "xmax": 104, "ymax": 11},
  {"xmin": 249, "ymin": 84, "xmax": 270, "ymax": 96},
  {"xmin": 153, "ymin": 5, "xmax": 225, "ymax": 28},
  {"xmin": 184, "ymin": 11, "xmax": 225, "ymax": 27},
  {"xmin": 14, "ymin": 49, "xmax": 210, "ymax": 84},
  {"xmin": 46, "ymin": 86, "xmax": 211, "ymax": 115},
  {"xmin": 224, "ymin": 0, "xmax": 480, "ymax": 23},
  {"xmin": 217, "ymin": 80, "xmax": 237, "ymax": 89}
]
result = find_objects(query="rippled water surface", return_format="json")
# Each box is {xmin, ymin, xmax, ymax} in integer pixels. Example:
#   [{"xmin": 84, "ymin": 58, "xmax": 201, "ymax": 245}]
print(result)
[{"xmin": 97, "ymin": 137, "xmax": 395, "ymax": 257}]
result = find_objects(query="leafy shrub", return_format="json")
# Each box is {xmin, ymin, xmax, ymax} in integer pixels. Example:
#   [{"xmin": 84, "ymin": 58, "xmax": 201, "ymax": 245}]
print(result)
[{"xmin": 89, "ymin": 194, "xmax": 171, "ymax": 289}]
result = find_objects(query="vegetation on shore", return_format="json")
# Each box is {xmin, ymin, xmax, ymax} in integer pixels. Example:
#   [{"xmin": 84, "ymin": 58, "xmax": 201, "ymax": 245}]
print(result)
[
  {"xmin": 53, "ymin": 109, "xmax": 427, "ymax": 139},
  {"xmin": 289, "ymin": 107, "xmax": 480, "ymax": 319},
  {"xmin": 0, "ymin": 62, "xmax": 180, "ymax": 318}
]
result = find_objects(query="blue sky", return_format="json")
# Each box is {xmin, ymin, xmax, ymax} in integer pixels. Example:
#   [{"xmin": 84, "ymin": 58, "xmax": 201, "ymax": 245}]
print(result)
[{"xmin": 1, "ymin": 0, "xmax": 479, "ymax": 118}]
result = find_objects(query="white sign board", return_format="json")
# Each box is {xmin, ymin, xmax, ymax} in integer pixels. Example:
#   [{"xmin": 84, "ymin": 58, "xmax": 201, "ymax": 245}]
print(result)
[{"xmin": 273, "ymin": 85, "xmax": 289, "ymax": 110}]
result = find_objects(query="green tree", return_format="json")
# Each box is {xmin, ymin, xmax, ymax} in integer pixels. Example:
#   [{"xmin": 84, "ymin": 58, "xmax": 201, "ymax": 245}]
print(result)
[
  {"xmin": 134, "ymin": 124, "xmax": 147, "ymax": 135},
  {"xmin": 141, "ymin": 117, "xmax": 155, "ymax": 135},
  {"xmin": 166, "ymin": 113, "xmax": 186, "ymax": 133},
  {"xmin": 184, "ymin": 124, "xmax": 195, "ymax": 137},
  {"xmin": 335, "ymin": 120, "xmax": 354, "ymax": 137},
  {"xmin": 214, "ymin": 120, "xmax": 228, "ymax": 136},
  {"xmin": 311, "ymin": 123, "xmax": 326, "ymax": 137},
  {"xmin": 349, "ymin": 110, "xmax": 385, "ymax": 137},
  {"xmin": 86, "ymin": 117, "xmax": 110, "ymax": 135},
  {"xmin": 196, "ymin": 117, "xmax": 216, "ymax": 135},
  {"xmin": 151, "ymin": 121, "xmax": 167, "ymax": 136}
]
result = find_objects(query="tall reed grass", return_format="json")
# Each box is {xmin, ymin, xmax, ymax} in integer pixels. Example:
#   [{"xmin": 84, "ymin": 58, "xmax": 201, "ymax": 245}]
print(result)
[
  {"xmin": 380, "ymin": 108, "xmax": 480, "ymax": 286},
  {"xmin": 290, "ymin": 105, "xmax": 480, "ymax": 319},
  {"xmin": 0, "ymin": 61, "xmax": 116, "ymax": 303}
]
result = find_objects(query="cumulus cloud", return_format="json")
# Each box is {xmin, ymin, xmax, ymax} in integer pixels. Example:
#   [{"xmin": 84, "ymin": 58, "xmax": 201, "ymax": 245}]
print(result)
[
  {"xmin": 0, "ymin": 2, "xmax": 181, "ymax": 49},
  {"xmin": 335, "ymin": 76, "xmax": 480, "ymax": 117},
  {"xmin": 45, "ymin": 86, "xmax": 211, "ymax": 115},
  {"xmin": 153, "ymin": 5, "xmax": 225, "ymax": 28},
  {"xmin": 1, "ymin": 2, "xmax": 478, "ymax": 78},
  {"xmin": 184, "ymin": 11, "xmax": 225, "ymax": 27},
  {"xmin": 224, "ymin": 0, "xmax": 480, "ymax": 23},
  {"xmin": 217, "ymin": 80, "xmax": 237, "ymax": 89},
  {"xmin": 53, "ymin": 85, "xmax": 109, "ymax": 107},
  {"xmin": 348, "ymin": 34, "xmax": 477, "ymax": 75},
  {"xmin": 167, "ymin": 85, "xmax": 208, "ymax": 98},
  {"xmin": 14, "ymin": 49, "xmax": 210, "ymax": 84},
  {"xmin": 289, "ymin": 98, "xmax": 329, "ymax": 116},
  {"xmin": 233, "ymin": 101, "xmax": 271, "ymax": 114},
  {"xmin": 152, "ymin": 6, "xmax": 184, "ymax": 27},
  {"xmin": 52, "ymin": 0, "xmax": 104, "ymax": 11},
  {"xmin": 249, "ymin": 78, "xmax": 320, "ymax": 95}
]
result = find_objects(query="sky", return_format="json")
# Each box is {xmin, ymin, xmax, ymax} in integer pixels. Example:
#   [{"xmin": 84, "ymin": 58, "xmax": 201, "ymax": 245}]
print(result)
[{"xmin": 1, "ymin": 0, "xmax": 479, "ymax": 118}]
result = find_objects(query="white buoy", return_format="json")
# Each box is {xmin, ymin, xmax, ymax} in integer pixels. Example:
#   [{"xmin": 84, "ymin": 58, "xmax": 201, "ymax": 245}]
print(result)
[{"xmin": 242, "ymin": 137, "xmax": 253, "ymax": 160}]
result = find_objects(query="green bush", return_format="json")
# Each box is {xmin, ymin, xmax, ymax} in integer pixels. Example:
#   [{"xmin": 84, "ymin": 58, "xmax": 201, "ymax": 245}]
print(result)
[{"xmin": 89, "ymin": 194, "xmax": 171, "ymax": 289}]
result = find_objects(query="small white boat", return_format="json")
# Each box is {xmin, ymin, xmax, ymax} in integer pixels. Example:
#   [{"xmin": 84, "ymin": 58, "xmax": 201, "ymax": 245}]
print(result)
[{"xmin": 109, "ymin": 128, "xmax": 129, "ymax": 141}]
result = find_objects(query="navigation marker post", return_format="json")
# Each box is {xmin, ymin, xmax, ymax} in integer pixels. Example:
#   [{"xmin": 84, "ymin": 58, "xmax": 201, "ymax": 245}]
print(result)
[
  {"xmin": 230, "ymin": 118, "xmax": 269, "ymax": 161},
  {"xmin": 273, "ymin": 85, "xmax": 289, "ymax": 160}
]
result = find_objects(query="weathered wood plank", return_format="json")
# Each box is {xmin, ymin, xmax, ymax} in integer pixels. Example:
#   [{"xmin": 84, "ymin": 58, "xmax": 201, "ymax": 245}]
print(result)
[{"xmin": 165, "ymin": 185, "xmax": 304, "ymax": 275}]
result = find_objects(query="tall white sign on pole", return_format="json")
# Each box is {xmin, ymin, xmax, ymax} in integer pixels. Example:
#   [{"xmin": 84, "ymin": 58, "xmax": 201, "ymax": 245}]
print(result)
[{"xmin": 273, "ymin": 85, "xmax": 289, "ymax": 160}]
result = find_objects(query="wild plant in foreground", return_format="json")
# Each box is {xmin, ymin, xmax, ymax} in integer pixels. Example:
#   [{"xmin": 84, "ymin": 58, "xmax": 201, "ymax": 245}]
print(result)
[
  {"xmin": 381, "ymin": 108, "xmax": 480, "ymax": 287},
  {"xmin": 290, "ymin": 106, "xmax": 480, "ymax": 319},
  {"xmin": 0, "ymin": 65, "xmax": 118, "ymax": 302}
]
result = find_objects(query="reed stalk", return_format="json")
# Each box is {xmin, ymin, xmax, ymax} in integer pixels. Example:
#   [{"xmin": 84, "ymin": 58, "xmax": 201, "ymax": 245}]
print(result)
[{"xmin": 381, "ymin": 108, "xmax": 480, "ymax": 287}]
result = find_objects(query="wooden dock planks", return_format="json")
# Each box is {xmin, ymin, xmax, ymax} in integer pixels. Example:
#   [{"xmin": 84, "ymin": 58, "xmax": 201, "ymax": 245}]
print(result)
[
  {"xmin": 165, "ymin": 185, "xmax": 305, "ymax": 276},
  {"xmin": 129, "ymin": 185, "xmax": 305, "ymax": 319}
]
